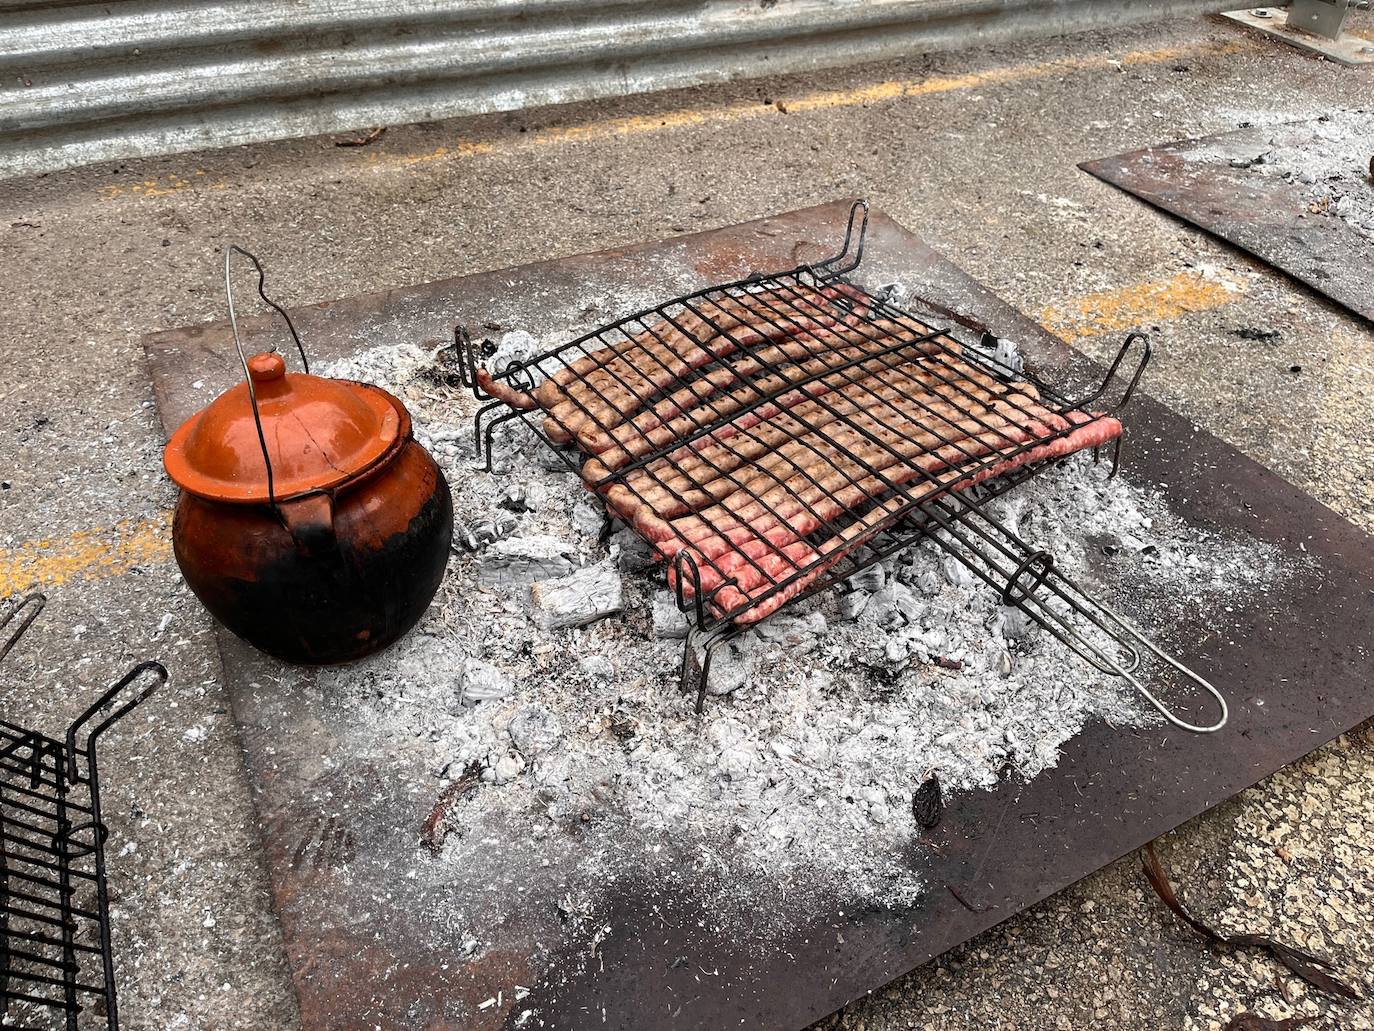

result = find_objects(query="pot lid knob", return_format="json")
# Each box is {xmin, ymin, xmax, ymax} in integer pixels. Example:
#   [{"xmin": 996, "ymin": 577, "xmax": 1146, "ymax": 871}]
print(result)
[{"xmin": 248, "ymin": 352, "xmax": 286, "ymax": 383}]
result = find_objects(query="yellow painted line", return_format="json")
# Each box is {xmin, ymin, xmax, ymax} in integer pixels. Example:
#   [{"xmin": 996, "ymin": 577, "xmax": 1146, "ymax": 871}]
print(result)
[
  {"xmin": 0, "ymin": 515, "xmax": 172, "ymax": 598},
  {"xmin": 96, "ymin": 38, "xmax": 1249, "ymax": 200},
  {"xmin": 97, "ymin": 169, "xmax": 229, "ymax": 200},
  {"xmin": 1038, "ymin": 271, "xmax": 1244, "ymax": 342}
]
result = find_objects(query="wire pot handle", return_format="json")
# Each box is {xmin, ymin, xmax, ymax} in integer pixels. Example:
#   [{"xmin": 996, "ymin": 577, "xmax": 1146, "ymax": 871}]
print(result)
[
  {"xmin": 811, "ymin": 199, "xmax": 870, "ymax": 280},
  {"xmin": 224, "ymin": 244, "xmax": 311, "ymax": 506},
  {"xmin": 0, "ymin": 591, "xmax": 46, "ymax": 665},
  {"xmin": 65, "ymin": 660, "xmax": 167, "ymax": 784}
]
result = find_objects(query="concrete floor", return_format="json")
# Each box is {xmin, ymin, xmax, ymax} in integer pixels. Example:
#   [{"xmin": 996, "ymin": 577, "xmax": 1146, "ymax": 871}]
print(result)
[{"xmin": 1, "ymin": 13, "xmax": 1372, "ymax": 1030}]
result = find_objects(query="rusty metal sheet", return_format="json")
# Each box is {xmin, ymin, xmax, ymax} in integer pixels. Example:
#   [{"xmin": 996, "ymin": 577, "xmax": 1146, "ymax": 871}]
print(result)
[
  {"xmin": 1081, "ymin": 119, "xmax": 1374, "ymax": 325},
  {"xmin": 143, "ymin": 201, "xmax": 1374, "ymax": 1031}
]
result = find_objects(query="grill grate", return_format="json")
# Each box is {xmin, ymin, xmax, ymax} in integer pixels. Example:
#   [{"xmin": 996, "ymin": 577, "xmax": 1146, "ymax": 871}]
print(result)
[
  {"xmin": 1, "ymin": 594, "xmax": 165, "ymax": 1031},
  {"xmin": 457, "ymin": 201, "xmax": 1227, "ymax": 732}
]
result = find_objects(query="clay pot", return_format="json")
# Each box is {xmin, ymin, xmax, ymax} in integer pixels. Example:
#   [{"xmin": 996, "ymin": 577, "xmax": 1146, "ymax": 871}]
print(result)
[{"xmin": 163, "ymin": 258, "xmax": 451, "ymax": 663}]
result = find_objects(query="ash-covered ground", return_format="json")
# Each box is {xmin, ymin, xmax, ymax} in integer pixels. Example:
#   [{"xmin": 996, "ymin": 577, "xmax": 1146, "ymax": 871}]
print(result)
[
  {"xmin": 1178, "ymin": 107, "xmax": 1374, "ymax": 236},
  {"xmin": 299, "ymin": 336, "xmax": 1298, "ymax": 1017}
]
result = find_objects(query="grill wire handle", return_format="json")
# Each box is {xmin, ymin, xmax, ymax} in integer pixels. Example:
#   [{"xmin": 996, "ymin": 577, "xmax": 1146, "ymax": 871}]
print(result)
[
  {"xmin": 0, "ymin": 592, "xmax": 45, "ymax": 665},
  {"xmin": 920, "ymin": 494, "xmax": 1229, "ymax": 733},
  {"xmin": 65, "ymin": 661, "xmax": 168, "ymax": 785},
  {"xmin": 1, "ymin": 593, "xmax": 166, "ymax": 1030}
]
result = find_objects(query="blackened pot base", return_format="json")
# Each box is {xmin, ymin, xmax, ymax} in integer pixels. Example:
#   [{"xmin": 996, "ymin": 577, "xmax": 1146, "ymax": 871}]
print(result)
[{"xmin": 173, "ymin": 445, "xmax": 453, "ymax": 665}]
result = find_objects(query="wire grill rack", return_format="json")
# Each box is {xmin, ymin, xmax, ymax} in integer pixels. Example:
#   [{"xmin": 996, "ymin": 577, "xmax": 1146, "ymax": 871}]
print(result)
[
  {"xmin": 456, "ymin": 201, "xmax": 1227, "ymax": 732},
  {"xmin": 1, "ymin": 594, "xmax": 165, "ymax": 1031}
]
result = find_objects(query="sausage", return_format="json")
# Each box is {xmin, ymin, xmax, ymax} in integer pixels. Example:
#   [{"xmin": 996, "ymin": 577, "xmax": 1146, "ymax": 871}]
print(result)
[
  {"xmin": 626, "ymin": 365, "xmax": 1046, "ymax": 521},
  {"xmin": 576, "ymin": 317, "xmax": 933, "ymax": 455},
  {"xmin": 476, "ymin": 368, "xmax": 539, "ymax": 411},
  {"xmin": 545, "ymin": 286, "xmax": 866, "ymax": 442},
  {"xmin": 610, "ymin": 347, "xmax": 1034, "ymax": 501},
  {"xmin": 622, "ymin": 365, "xmax": 1051, "ymax": 541},
  {"xmin": 655, "ymin": 405, "xmax": 1057, "ymax": 564},
  {"xmin": 703, "ymin": 413, "xmax": 1123, "ymax": 622}
]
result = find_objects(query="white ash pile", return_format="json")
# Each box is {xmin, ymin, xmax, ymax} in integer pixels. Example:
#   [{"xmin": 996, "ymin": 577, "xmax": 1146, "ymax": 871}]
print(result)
[{"xmin": 312, "ymin": 340, "xmax": 1297, "ymax": 927}]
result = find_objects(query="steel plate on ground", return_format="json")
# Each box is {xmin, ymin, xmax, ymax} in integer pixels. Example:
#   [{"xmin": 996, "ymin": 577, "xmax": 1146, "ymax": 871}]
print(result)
[
  {"xmin": 1081, "ymin": 117, "xmax": 1374, "ymax": 325},
  {"xmin": 143, "ymin": 202, "xmax": 1374, "ymax": 1031}
]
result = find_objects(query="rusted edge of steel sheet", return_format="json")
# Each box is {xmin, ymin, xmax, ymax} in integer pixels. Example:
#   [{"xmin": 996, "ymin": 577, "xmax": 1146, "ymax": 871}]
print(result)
[
  {"xmin": 1081, "ymin": 119, "xmax": 1374, "ymax": 325},
  {"xmin": 144, "ymin": 200, "xmax": 1374, "ymax": 1031}
]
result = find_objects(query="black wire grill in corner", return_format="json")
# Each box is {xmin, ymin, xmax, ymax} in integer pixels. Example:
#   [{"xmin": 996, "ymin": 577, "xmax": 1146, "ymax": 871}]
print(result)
[{"xmin": 1, "ymin": 593, "xmax": 165, "ymax": 1031}]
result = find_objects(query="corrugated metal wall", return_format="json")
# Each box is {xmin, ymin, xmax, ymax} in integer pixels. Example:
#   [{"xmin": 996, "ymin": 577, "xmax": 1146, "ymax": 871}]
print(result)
[{"xmin": 0, "ymin": 0, "xmax": 1231, "ymax": 179}]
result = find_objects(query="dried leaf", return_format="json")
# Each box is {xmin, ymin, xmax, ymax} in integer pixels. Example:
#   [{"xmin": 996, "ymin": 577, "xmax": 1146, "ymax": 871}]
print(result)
[
  {"xmin": 1224, "ymin": 1013, "xmax": 1317, "ymax": 1031},
  {"xmin": 913, "ymin": 775, "xmax": 942, "ymax": 830},
  {"xmin": 1142, "ymin": 844, "xmax": 1361, "ymax": 1001}
]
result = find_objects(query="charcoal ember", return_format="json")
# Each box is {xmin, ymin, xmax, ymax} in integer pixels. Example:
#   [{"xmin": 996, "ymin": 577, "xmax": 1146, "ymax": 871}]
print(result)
[
  {"xmin": 884, "ymin": 636, "xmax": 910, "ymax": 667},
  {"xmin": 489, "ymin": 329, "xmax": 540, "ymax": 380},
  {"xmin": 529, "ymin": 560, "xmax": 624, "ymax": 631},
  {"xmin": 527, "ymin": 437, "xmax": 576, "ymax": 473},
  {"xmin": 901, "ymin": 560, "xmax": 943, "ymax": 595},
  {"xmin": 755, "ymin": 611, "xmax": 826, "ymax": 653},
  {"xmin": 848, "ymin": 563, "xmax": 886, "ymax": 595},
  {"xmin": 912, "ymin": 775, "xmax": 943, "ymax": 829},
  {"xmin": 507, "ymin": 703, "xmax": 563, "ymax": 756},
  {"xmin": 486, "ymin": 750, "xmax": 526, "ymax": 785},
  {"xmin": 499, "ymin": 484, "xmax": 531, "ymax": 512},
  {"xmin": 693, "ymin": 637, "xmax": 752, "ymax": 696},
  {"xmin": 835, "ymin": 591, "xmax": 868, "ymax": 622},
  {"xmin": 997, "ymin": 649, "xmax": 1014, "ymax": 677},
  {"xmin": 967, "ymin": 332, "xmax": 1024, "ymax": 374},
  {"xmin": 610, "ymin": 528, "xmax": 655, "ymax": 573},
  {"xmin": 471, "ymin": 512, "xmax": 518, "ymax": 548},
  {"xmin": 995, "ymin": 605, "xmax": 1036, "ymax": 642},
  {"xmin": 863, "ymin": 581, "xmax": 920, "ymax": 629},
  {"xmin": 579, "ymin": 655, "xmax": 614, "ymax": 682},
  {"xmin": 572, "ymin": 498, "xmax": 606, "ymax": 539},
  {"xmin": 607, "ymin": 711, "xmax": 639, "ymax": 740},
  {"xmin": 652, "ymin": 591, "xmax": 689, "ymax": 640},
  {"xmin": 450, "ymin": 516, "xmax": 480, "ymax": 553},
  {"xmin": 941, "ymin": 554, "xmax": 976, "ymax": 588},
  {"xmin": 479, "ymin": 535, "xmax": 576, "ymax": 586},
  {"xmin": 500, "ymin": 482, "xmax": 548, "ymax": 513},
  {"xmin": 458, "ymin": 658, "xmax": 514, "ymax": 707},
  {"xmin": 433, "ymin": 340, "xmax": 471, "ymax": 379}
]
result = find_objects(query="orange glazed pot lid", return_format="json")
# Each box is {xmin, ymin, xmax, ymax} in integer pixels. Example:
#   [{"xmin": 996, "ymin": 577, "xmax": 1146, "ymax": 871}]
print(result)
[{"xmin": 164, "ymin": 352, "xmax": 405, "ymax": 503}]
